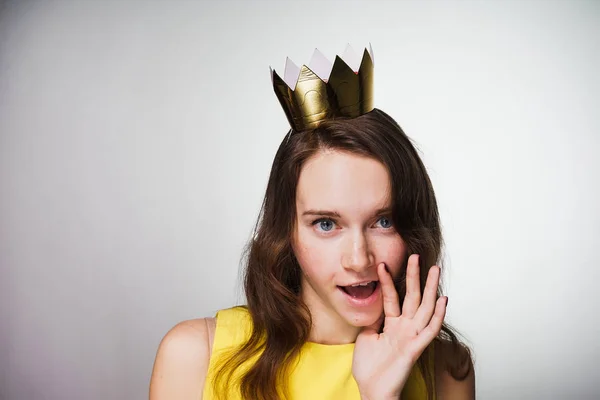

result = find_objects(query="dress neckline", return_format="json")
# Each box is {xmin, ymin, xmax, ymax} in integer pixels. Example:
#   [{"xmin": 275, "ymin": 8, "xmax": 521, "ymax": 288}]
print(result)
[{"xmin": 303, "ymin": 340, "xmax": 355, "ymax": 350}]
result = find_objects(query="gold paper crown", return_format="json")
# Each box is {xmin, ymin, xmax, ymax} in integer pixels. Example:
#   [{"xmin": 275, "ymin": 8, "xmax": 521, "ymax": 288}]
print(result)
[{"xmin": 270, "ymin": 44, "xmax": 375, "ymax": 132}]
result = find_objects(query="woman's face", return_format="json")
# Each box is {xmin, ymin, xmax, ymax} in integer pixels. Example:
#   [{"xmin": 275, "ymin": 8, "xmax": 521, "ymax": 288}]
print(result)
[{"xmin": 292, "ymin": 149, "xmax": 406, "ymax": 329}]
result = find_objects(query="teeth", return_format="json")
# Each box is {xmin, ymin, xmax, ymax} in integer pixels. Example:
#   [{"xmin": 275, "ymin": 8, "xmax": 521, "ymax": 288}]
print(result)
[{"xmin": 351, "ymin": 281, "xmax": 372, "ymax": 287}]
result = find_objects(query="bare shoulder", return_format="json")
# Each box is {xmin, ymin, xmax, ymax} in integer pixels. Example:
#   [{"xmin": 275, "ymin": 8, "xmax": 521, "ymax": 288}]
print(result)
[
  {"xmin": 149, "ymin": 317, "xmax": 217, "ymax": 400},
  {"xmin": 434, "ymin": 339, "xmax": 476, "ymax": 400}
]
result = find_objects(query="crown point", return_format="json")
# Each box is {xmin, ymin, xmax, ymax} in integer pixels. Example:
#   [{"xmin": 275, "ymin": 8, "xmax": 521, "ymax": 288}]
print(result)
[
  {"xmin": 309, "ymin": 48, "xmax": 332, "ymax": 81},
  {"xmin": 369, "ymin": 42, "xmax": 374, "ymax": 61},
  {"xmin": 283, "ymin": 57, "xmax": 301, "ymax": 90},
  {"xmin": 341, "ymin": 43, "xmax": 361, "ymax": 72},
  {"xmin": 330, "ymin": 54, "xmax": 354, "ymax": 75},
  {"xmin": 358, "ymin": 47, "xmax": 374, "ymax": 71}
]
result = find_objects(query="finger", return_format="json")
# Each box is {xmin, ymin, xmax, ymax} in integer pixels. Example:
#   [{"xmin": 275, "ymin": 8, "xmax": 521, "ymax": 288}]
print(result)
[
  {"xmin": 414, "ymin": 296, "xmax": 447, "ymax": 350},
  {"xmin": 413, "ymin": 266, "xmax": 441, "ymax": 329},
  {"xmin": 414, "ymin": 265, "xmax": 441, "ymax": 329},
  {"xmin": 401, "ymin": 254, "xmax": 422, "ymax": 319},
  {"xmin": 378, "ymin": 262, "xmax": 400, "ymax": 318}
]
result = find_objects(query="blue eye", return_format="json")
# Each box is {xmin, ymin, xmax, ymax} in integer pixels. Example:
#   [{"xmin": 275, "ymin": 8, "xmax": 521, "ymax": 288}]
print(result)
[
  {"xmin": 377, "ymin": 216, "xmax": 393, "ymax": 229},
  {"xmin": 313, "ymin": 219, "xmax": 335, "ymax": 232}
]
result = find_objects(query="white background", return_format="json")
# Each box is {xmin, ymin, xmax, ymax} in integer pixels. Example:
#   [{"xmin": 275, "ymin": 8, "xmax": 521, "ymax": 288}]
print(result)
[{"xmin": 1, "ymin": 0, "xmax": 599, "ymax": 399}]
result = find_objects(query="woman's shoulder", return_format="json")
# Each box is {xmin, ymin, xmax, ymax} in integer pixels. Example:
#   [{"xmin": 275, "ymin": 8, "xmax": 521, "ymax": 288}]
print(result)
[
  {"xmin": 155, "ymin": 317, "xmax": 217, "ymax": 359},
  {"xmin": 149, "ymin": 317, "xmax": 216, "ymax": 399}
]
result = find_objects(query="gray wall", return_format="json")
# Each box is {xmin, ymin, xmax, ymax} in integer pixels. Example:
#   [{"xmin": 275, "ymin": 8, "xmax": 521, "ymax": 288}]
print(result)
[{"xmin": 1, "ymin": 0, "xmax": 599, "ymax": 399}]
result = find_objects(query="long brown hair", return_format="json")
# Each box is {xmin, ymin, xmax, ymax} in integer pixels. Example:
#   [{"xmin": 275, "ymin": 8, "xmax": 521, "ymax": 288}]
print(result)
[{"xmin": 212, "ymin": 108, "xmax": 473, "ymax": 399}]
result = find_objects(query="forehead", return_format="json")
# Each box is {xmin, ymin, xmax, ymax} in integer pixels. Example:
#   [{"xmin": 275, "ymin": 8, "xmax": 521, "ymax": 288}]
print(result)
[{"xmin": 296, "ymin": 150, "xmax": 391, "ymax": 213}]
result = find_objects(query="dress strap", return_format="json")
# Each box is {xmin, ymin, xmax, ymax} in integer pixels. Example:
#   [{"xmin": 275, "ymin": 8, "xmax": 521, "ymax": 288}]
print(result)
[{"xmin": 212, "ymin": 306, "xmax": 253, "ymax": 354}]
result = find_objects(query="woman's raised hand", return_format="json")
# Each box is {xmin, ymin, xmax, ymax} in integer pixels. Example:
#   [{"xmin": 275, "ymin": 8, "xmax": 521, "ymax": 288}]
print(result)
[{"xmin": 352, "ymin": 254, "xmax": 447, "ymax": 400}]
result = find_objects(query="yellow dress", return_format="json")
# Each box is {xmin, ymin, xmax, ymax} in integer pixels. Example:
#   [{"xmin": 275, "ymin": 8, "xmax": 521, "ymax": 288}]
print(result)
[{"xmin": 203, "ymin": 307, "xmax": 433, "ymax": 399}]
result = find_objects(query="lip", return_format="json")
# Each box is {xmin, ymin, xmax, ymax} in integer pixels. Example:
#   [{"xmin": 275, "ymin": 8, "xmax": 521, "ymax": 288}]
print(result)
[
  {"xmin": 338, "ymin": 281, "xmax": 381, "ymax": 307},
  {"xmin": 342, "ymin": 279, "xmax": 378, "ymax": 287}
]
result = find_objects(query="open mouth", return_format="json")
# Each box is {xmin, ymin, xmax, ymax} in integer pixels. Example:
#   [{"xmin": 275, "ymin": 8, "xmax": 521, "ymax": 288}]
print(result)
[{"xmin": 338, "ymin": 281, "xmax": 379, "ymax": 299}]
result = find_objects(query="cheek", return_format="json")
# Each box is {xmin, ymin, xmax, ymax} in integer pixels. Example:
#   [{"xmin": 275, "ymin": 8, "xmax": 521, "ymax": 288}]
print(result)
[
  {"xmin": 374, "ymin": 235, "xmax": 407, "ymax": 278},
  {"xmin": 292, "ymin": 230, "xmax": 338, "ymax": 281}
]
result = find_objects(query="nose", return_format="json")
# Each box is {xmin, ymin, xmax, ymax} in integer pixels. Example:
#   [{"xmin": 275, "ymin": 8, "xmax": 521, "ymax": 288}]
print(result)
[{"xmin": 341, "ymin": 231, "xmax": 375, "ymax": 273}]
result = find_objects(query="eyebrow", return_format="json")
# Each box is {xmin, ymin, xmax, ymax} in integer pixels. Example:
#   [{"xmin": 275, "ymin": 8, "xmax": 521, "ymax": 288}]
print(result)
[{"xmin": 301, "ymin": 207, "xmax": 392, "ymax": 218}]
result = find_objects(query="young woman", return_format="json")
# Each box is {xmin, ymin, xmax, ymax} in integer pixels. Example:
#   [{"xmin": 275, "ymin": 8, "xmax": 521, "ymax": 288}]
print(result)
[{"xmin": 149, "ymin": 46, "xmax": 474, "ymax": 400}]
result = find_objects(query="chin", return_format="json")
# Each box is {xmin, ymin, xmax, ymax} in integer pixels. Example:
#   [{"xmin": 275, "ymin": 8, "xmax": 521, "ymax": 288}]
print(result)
[
  {"xmin": 337, "ymin": 304, "xmax": 383, "ymax": 328},
  {"xmin": 353, "ymin": 312, "xmax": 383, "ymax": 327}
]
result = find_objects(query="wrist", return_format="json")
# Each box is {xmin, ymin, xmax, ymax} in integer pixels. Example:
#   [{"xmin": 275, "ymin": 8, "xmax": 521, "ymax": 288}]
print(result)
[
  {"xmin": 357, "ymin": 381, "xmax": 403, "ymax": 400},
  {"xmin": 359, "ymin": 392, "xmax": 401, "ymax": 400}
]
